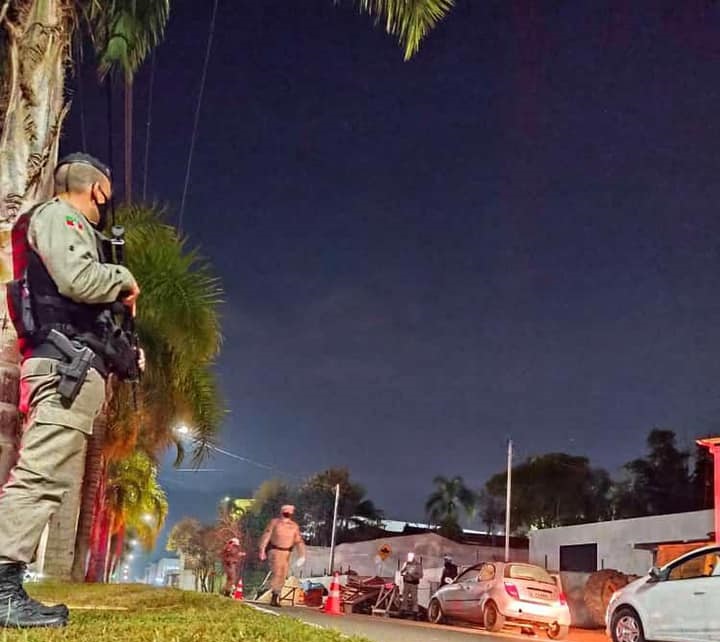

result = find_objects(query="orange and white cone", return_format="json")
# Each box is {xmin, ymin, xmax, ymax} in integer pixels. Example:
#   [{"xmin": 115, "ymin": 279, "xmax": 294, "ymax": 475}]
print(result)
[
  {"xmin": 322, "ymin": 572, "xmax": 343, "ymax": 615},
  {"xmin": 232, "ymin": 578, "xmax": 244, "ymax": 601}
]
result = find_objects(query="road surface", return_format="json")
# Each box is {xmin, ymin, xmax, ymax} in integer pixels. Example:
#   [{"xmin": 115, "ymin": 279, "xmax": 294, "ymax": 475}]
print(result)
[{"xmin": 249, "ymin": 604, "xmax": 607, "ymax": 642}]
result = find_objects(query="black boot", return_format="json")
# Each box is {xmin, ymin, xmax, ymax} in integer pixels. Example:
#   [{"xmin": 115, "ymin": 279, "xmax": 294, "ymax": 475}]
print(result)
[
  {"xmin": 0, "ymin": 563, "xmax": 68, "ymax": 628},
  {"xmin": 270, "ymin": 593, "xmax": 281, "ymax": 608}
]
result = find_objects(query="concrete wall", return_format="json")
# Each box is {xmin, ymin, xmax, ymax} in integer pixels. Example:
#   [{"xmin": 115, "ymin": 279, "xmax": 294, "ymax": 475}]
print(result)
[
  {"xmin": 529, "ymin": 510, "xmax": 713, "ymax": 575},
  {"xmin": 303, "ymin": 532, "xmax": 528, "ymax": 578}
]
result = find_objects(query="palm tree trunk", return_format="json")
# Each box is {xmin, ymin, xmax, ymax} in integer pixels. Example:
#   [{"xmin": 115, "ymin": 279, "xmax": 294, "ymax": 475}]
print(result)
[
  {"xmin": 0, "ymin": 0, "xmax": 71, "ymax": 488},
  {"xmin": 123, "ymin": 72, "xmax": 133, "ymax": 203},
  {"xmin": 72, "ymin": 412, "xmax": 108, "ymax": 581},
  {"xmin": 0, "ymin": 0, "xmax": 71, "ymax": 221},
  {"xmin": 86, "ymin": 496, "xmax": 110, "ymax": 582}
]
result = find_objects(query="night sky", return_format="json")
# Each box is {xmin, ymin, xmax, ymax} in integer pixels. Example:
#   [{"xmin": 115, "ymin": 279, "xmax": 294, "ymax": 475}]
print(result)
[{"xmin": 63, "ymin": 0, "xmax": 720, "ymax": 559}]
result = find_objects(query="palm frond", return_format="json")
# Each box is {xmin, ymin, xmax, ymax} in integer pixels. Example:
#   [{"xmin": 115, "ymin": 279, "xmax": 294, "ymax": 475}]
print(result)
[
  {"xmin": 86, "ymin": 0, "xmax": 170, "ymax": 78},
  {"xmin": 351, "ymin": 0, "xmax": 454, "ymax": 60}
]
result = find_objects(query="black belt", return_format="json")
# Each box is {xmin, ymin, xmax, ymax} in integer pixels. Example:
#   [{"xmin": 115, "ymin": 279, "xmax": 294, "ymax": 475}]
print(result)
[
  {"xmin": 28, "ymin": 340, "xmax": 109, "ymax": 379},
  {"xmin": 268, "ymin": 544, "xmax": 293, "ymax": 552}
]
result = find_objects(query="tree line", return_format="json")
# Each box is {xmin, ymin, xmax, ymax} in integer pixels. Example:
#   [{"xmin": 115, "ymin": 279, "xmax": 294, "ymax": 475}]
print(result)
[{"xmin": 429, "ymin": 428, "xmax": 714, "ymax": 537}]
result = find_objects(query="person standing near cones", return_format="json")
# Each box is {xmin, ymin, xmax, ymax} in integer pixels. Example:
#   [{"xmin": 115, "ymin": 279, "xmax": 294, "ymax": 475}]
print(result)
[
  {"xmin": 400, "ymin": 552, "xmax": 423, "ymax": 619},
  {"xmin": 220, "ymin": 537, "xmax": 245, "ymax": 597},
  {"xmin": 259, "ymin": 504, "xmax": 306, "ymax": 607}
]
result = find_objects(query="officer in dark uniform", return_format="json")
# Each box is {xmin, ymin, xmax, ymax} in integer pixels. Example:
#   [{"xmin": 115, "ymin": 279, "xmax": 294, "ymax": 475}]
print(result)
[
  {"xmin": 440, "ymin": 554, "xmax": 458, "ymax": 585},
  {"xmin": 0, "ymin": 153, "xmax": 140, "ymax": 628}
]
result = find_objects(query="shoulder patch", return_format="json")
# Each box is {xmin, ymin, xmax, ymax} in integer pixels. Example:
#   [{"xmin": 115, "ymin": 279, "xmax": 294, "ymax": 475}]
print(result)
[{"xmin": 64, "ymin": 214, "xmax": 85, "ymax": 231}]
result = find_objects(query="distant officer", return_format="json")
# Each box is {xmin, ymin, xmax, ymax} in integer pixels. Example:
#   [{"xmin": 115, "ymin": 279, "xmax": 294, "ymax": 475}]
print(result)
[
  {"xmin": 220, "ymin": 537, "xmax": 246, "ymax": 596},
  {"xmin": 400, "ymin": 551, "xmax": 423, "ymax": 619},
  {"xmin": 440, "ymin": 554, "xmax": 458, "ymax": 585},
  {"xmin": 259, "ymin": 504, "xmax": 306, "ymax": 607},
  {"xmin": 0, "ymin": 153, "xmax": 140, "ymax": 628}
]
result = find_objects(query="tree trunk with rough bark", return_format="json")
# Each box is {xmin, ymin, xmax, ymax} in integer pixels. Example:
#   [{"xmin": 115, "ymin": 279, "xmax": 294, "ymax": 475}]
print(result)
[
  {"xmin": 86, "ymin": 480, "xmax": 111, "ymax": 583},
  {"xmin": 72, "ymin": 409, "xmax": 108, "ymax": 581}
]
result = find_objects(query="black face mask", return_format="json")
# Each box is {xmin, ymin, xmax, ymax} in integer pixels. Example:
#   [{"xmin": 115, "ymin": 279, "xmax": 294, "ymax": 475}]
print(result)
[{"xmin": 92, "ymin": 188, "xmax": 111, "ymax": 231}]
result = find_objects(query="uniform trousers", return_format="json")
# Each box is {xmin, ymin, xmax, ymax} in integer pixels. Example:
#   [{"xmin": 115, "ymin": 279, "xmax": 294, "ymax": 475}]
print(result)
[
  {"xmin": 0, "ymin": 358, "xmax": 105, "ymax": 564},
  {"xmin": 268, "ymin": 549, "xmax": 291, "ymax": 594},
  {"xmin": 402, "ymin": 582, "xmax": 419, "ymax": 613}
]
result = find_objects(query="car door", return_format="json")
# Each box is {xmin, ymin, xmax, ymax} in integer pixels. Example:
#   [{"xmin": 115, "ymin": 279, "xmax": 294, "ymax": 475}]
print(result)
[
  {"xmin": 462, "ymin": 563, "xmax": 496, "ymax": 624},
  {"xmin": 442, "ymin": 565, "xmax": 483, "ymax": 621},
  {"xmin": 641, "ymin": 548, "xmax": 718, "ymax": 641}
]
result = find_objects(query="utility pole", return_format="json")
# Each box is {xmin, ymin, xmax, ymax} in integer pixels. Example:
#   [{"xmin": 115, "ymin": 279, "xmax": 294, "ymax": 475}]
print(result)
[
  {"xmin": 329, "ymin": 484, "xmax": 341, "ymax": 574},
  {"xmin": 697, "ymin": 437, "xmax": 720, "ymax": 544},
  {"xmin": 505, "ymin": 439, "xmax": 513, "ymax": 562}
]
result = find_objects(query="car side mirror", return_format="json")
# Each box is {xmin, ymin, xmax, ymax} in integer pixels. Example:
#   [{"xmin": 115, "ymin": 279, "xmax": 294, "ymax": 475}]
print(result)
[{"xmin": 648, "ymin": 566, "xmax": 662, "ymax": 582}]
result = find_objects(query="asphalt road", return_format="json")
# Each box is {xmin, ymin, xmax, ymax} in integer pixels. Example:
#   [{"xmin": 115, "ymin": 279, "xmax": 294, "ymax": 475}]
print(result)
[{"xmin": 250, "ymin": 604, "xmax": 605, "ymax": 642}]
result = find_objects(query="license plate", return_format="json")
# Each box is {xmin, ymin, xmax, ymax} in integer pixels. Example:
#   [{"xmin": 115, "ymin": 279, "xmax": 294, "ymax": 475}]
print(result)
[{"xmin": 529, "ymin": 589, "xmax": 551, "ymax": 601}]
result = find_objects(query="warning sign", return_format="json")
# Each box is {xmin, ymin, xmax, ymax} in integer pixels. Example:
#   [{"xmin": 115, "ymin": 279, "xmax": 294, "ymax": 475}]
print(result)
[{"xmin": 378, "ymin": 543, "xmax": 392, "ymax": 561}]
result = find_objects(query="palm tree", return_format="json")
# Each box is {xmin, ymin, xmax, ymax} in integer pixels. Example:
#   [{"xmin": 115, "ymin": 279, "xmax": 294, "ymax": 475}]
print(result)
[
  {"xmin": 87, "ymin": 451, "xmax": 168, "ymax": 583},
  {"xmin": 73, "ymin": 204, "xmax": 223, "ymax": 581},
  {"xmin": 425, "ymin": 475, "xmax": 476, "ymax": 538}
]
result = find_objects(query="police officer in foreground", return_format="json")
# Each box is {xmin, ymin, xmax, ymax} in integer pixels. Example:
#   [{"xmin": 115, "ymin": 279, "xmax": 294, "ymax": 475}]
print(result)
[
  {"xmin": 0, "ymin": 153, "xmax": 140, "ymax": 628},
  {"xmin": 259, "ymin": 504, "xmax": 306, "ymax": 607}
]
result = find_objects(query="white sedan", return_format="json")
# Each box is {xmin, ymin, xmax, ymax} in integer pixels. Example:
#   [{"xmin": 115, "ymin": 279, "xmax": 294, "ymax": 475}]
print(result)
[{"xmin": 606, "ymin": 544, "xmax": 720, "ymax": 642}]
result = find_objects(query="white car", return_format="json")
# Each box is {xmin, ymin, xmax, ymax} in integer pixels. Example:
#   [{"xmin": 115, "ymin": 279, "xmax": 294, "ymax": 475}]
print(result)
[
  {"xmin": 606, "ymin": 544, "xmax": 720, "ymax": 642},
  {"xmin": 428, "ymin": 561, "xmax": 571, "ymax": 639}
]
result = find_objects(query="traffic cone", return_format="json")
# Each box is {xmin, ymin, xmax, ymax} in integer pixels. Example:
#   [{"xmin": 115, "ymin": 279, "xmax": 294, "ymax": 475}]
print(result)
[
  {"xmin": 322, "ymin": 572, "xmax": 343, "ymax": 615},
  {"xmin": 232, "ymin": 578, "xmax": 244, "ymax": 601}
]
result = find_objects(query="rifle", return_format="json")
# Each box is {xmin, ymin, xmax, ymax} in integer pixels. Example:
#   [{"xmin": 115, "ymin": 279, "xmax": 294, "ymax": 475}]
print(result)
[{"xmin": 99, "ymin": 224, "xmax": 141, "ymax": 397}]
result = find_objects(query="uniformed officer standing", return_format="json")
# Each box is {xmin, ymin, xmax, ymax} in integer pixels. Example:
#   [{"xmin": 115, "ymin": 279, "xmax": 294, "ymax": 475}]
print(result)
[
  {"xmin": 440, "ymin": 554, "xmax": 458, "ymax": 585},
  {"xmin": 400, "ymin": 552, "xmax": 423, "ymax": 619},
  {"xmin": 258, "ymin": 504, "xmax": 306, "ymax": 607},
  {"xmin": 0, "ymin": 153, "xmax": 140, "ymax": 628},
  {"xmin": 220, "ymin": 537, "xmax": 246, "ymax": 597}
]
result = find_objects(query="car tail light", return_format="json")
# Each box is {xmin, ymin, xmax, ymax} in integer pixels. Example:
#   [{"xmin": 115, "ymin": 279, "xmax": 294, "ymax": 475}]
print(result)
[
  {"xmin": 504, "ymin": 583, "xmax": 520, "ymax": 599},
  {"xmin": 558, "ymin": 592, "xmax": 567, "ymax": 606}
]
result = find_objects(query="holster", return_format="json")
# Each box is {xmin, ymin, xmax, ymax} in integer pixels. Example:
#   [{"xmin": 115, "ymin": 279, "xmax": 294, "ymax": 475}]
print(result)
[{"xmin": 45, "ymin": 329, "xmax": 97, "ymax": 403}]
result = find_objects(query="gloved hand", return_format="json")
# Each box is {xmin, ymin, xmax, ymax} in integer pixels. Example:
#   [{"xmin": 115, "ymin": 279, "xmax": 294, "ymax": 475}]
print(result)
[
  {"xmin": 444, "ymin": 576, "xmax": 453, "ymax": 584},
  {"xmin": 295, "ymin": 556, "xmax": 306, "ymax": 568}
]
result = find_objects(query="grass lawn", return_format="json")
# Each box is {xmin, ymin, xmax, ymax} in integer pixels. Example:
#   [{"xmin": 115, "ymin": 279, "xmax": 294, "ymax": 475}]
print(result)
[{"xmin": 0, "ymin": 583, "xmax": 370, "ymax": 642}]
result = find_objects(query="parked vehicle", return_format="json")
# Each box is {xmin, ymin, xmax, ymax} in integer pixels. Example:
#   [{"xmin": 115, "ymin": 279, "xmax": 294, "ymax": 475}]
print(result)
[
  {"xmin": 606, "ymin": 544, "xmax": 720, "ymax": 642},
  {"xmin": 427, "ymin": 561, "xmax": 571, "ymax": 639}
]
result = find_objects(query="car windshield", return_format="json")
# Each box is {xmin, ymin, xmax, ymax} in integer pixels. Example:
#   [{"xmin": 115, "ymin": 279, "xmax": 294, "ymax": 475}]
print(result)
[{"xmin": 505, "ymin": 564, "xmax": 555, "ymax": 585}]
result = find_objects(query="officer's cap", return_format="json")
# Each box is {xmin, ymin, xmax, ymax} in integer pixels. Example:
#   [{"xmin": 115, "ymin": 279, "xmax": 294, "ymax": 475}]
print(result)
[
  {"xmin": 56, "ymin": 153, "xmax": 111, "ymax": 180},
  {"xmin": 281, "ymin": 504, "xmax": 295, "ymax": 514}
]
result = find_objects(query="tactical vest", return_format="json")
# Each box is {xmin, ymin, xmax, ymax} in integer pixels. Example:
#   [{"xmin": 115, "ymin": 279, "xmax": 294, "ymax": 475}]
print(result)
[{"xmin": 6, "ymin": 202, "xmax": 136, "ymax": 379}]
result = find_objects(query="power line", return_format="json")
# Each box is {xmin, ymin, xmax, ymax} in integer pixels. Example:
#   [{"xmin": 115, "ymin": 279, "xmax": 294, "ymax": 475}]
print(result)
[
  {"xmin": 178, "ymin": 0, "xmax": 219, "ymax": 231},
  {"xmin": 142, "ymin": 49, "xmax": 157, "ymax": 202}
]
